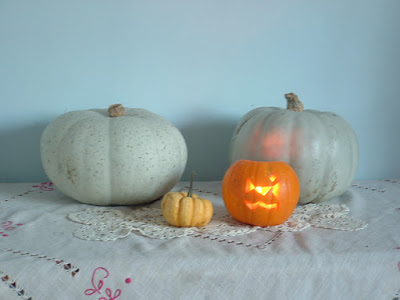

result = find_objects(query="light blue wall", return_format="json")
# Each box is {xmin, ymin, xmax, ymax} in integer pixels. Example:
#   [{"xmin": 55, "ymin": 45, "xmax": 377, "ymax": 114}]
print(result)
[{"xmin": 1, "ymin": 0, "xmax": 399, "ymax": 182}]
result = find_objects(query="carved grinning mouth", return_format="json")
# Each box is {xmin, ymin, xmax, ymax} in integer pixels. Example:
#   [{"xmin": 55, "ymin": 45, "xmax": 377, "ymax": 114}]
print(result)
[{"xmin": 244, "ymin": 200, "xmax": 279, "ymax": 210}]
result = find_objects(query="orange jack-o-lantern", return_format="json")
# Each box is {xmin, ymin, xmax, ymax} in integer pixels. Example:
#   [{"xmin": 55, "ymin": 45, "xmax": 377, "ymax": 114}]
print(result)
[{"xmin": 222, "ymin": 160, "xmax": 300, "ymax": 226}]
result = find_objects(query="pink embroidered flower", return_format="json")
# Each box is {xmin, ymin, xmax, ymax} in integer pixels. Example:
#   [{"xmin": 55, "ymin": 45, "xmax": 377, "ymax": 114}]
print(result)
[
  {"xmin": 85, "ymin": 267, "xmax": 108, "ymax": 296},
  {"xmin": 33, "ymin": 182, "xmax": 54, "ymax": 191},
  {"xmin": 85, "ymin": 267, "xmax": 123, "ymax": 300},
  {"xmin": 1, "ymin": 221, "xmax": 23, "ymax": 236},
  {"xmin": 100, "ymin": 288, "xmax": 121, "ymax": 300}
]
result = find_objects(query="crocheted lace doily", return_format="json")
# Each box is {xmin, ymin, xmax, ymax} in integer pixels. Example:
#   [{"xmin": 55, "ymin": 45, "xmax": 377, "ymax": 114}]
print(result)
[{"xmin": 67, "ymin": 203, "xmax": 367, "ymax": 241}]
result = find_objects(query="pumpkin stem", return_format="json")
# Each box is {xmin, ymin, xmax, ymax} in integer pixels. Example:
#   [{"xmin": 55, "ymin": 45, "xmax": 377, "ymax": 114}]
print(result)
[
  {"xmin": 187, "ymin": 171, "xmax": 196, "ymax": 197},
  {"xmin": 108, "ymin": 104, "xmax": 126, "ymax": 117},
  {"xmin": 285, "ymin": 93, "xmax": 304, "ymax": 112}
]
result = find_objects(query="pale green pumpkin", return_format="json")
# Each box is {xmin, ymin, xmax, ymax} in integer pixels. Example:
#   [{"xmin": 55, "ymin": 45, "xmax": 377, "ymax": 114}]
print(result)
[
  {"xmin": 229, "ymin": 93, "xmax": 359, "ymax": 204},
  {"xmin": 41, "ymin": 104, "xmax": 187, "ymax": 205}
]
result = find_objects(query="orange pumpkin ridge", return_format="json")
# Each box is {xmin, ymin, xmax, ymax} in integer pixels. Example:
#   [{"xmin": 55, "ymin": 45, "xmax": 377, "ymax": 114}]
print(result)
[{"xmin": 222, "ymin": 160, "xmax": 300, "ymax": 227}]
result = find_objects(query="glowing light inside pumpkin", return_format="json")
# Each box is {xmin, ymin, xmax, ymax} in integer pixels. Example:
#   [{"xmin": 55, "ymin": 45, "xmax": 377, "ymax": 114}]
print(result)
[
  {"xmin": 261, "ymin": 130, "xmax": 286, "ymax": 159},
  {"xmin": 244, "ymin": 176, "xmax": 281, "ymax": 211},
  {"xmin": 245, "ymin": 177, "xmax": 280, "ymax": 197}
]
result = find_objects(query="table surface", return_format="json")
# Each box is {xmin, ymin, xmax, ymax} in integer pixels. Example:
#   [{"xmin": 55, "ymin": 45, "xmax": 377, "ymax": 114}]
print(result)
[{"xmin": 0, "ymin": 180, "xmax": 400, "ymax": 300}]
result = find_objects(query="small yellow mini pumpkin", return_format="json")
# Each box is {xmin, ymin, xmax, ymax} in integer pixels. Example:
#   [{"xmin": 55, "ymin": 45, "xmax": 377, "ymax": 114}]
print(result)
[{"xmin": 161, "ymin": 173, "xmax": 213, "ymax": 227}]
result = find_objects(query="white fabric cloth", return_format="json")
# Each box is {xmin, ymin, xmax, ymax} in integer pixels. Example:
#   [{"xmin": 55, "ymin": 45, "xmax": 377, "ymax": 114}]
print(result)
[{"xmin": 0, "ymin": 180, "xmax": 399, "ymax": 299}]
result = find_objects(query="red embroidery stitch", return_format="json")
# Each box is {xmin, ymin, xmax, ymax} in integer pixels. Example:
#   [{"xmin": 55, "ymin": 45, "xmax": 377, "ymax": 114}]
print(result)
[
  {"xmin": 85, "ymin": 267, "xmax": 108, "ymax": 295},
  {"xmin": 32, "ymin": 182, "xmax": 54, "ymax": 191},
  {"xmin": 1, "ymin": 221, "xmax": 23, "ymax": 236},
  {"xmin": 100, "ymin": 288, "xmax": 121, "ymax": 300},
  {"xmin": 85, "ymin": 267, "xmax": 122, "ymax": 300}
]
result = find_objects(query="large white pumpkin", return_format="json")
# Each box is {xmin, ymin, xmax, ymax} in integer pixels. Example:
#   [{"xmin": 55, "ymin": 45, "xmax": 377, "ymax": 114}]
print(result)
[
  {"xmin": 41, "ymin": 104, "xmax": 187, "ymax": 205},
  {"xmin": 229, "ymin": 93, "xmax": 359, "ymax": 204}
]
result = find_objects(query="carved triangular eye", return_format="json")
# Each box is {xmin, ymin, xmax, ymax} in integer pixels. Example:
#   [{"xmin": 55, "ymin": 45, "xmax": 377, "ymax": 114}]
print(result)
[
  {"xmin": 245, "ymin": 177, "xmax": 280, "ymax": 196},
  {"xmin": 245, "ymin": 178, "xmax": 256, "ymax": 193},
  {"xmin": 254, "ymin": 185, "xmax": 272, "ymax": 196}
]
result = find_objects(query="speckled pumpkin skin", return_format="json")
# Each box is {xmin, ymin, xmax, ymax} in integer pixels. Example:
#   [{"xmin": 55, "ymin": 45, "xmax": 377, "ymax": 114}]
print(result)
[
  {"xmin": 40, "ymin": 108, "xmax": 187, "ymax": 205},
  {"xmin": 229, "ymin": 107, "xmax": 359, "ymax": 204}
]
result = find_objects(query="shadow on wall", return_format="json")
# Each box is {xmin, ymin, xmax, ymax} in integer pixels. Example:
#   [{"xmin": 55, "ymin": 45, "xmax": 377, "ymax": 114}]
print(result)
[
  {"xmin": 180, "ymin": 120, "xmax": 237, "ymax": 182},
  {"xmin": 0, "ymin": 124, "xmax": 48, "ymax": 183}
]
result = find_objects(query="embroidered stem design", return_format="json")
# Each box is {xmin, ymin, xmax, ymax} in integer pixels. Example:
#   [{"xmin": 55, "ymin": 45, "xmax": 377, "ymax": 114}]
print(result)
[
  {"xmin": 85, "ymin": 267, "xmax": 122, "ymax": 300},
  {"xmin": 85, "ymin": 267, "xmax": 109, "ymax": 295}
]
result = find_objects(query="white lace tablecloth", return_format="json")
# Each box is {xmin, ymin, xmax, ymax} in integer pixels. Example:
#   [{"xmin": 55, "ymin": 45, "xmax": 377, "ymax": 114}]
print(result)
[{"xmin": 0, "ymin": 180, "xmax": 399, "ymax": 299}]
